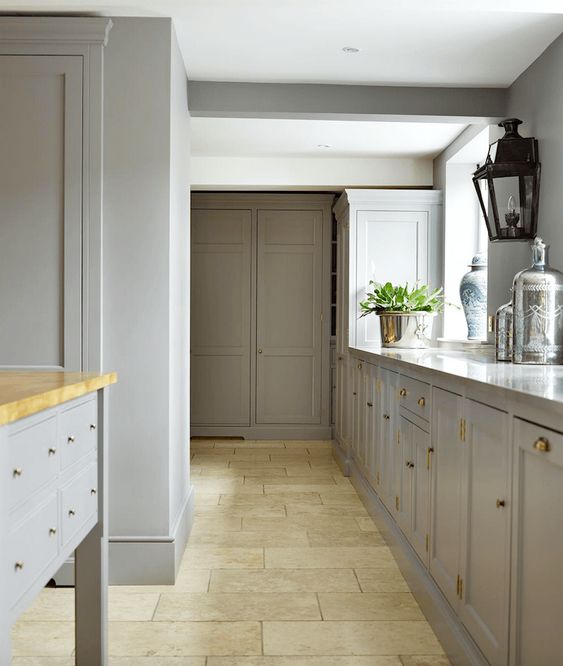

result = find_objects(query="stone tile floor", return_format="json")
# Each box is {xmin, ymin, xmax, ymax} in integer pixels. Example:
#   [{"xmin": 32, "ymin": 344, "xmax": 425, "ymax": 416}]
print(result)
[{"xmin": 11, "ymin": 439, "xmax": 449, "ymax": 665}]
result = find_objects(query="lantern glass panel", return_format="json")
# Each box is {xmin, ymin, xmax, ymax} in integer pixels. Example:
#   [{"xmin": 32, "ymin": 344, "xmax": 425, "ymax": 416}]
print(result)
[{"xmin": 488, "ymin": 175, "xmax": 525, "ymax": 240}]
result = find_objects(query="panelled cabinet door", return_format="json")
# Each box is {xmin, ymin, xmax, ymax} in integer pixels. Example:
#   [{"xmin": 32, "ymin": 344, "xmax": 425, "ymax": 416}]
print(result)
[
  {"xmin": 459, "ymin": 400, "xmax": 510, "ymax": 666},
  {"xmin": 256, "ymin": 210, "xmax": 323, "ymax": 424},
  {"xmin": 411, "ymin": 423, "xmax": 431, "ymax": 567},
  {"xmin": 191, "ymin": 209, "xmax": 252, "ymax": 425},
  {"xmin": 510, "ymin": 419, "xmax": 563, "ymax": 666},
  {"xmin": 365, "ymin": 363, "xmax": 379, "ymax": 487},
  {"xmin": 0, "ymin": 56, "xmax": 83, "ymax": 370},
  {"xmin": 396, "ymin": 416, "xmax": 413, "ymax": 536},
  {"xmin": 430, "ymin": 387, "xmax": 464, "ymax": 609},
  {"xmin": 355, "ymin": 210, "xmax": 428, "ymax": 347},
  {"xmin": 378, "ymin": 369, "xmax": 399, "ymax": 511}
]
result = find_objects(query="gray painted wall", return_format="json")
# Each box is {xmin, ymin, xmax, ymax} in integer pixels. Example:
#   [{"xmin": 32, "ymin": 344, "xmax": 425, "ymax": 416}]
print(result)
[
  {"xmin": 488, "ymin": 33, "xmax": 563, "ymax": 315},
  {"xmin": 104, "ymin": 18, "xmax": 191, "ymax": 546}
]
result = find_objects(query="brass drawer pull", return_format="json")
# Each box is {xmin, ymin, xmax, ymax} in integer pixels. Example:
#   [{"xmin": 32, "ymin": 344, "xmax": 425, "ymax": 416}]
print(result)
[
  {"xmin": 367, "ymin": 402, "xmax": 373, "ymax": 407},
  {"xmin": 418, "ymin": 397, "xmax": 426, "ymax": 407},
  {"xmin": 48, "ymin": 447, "xmax": 57, "ymax": 456},
  {"xmin": 358, "ymin": 363, "xmax": 362, "ymax": 370},
  {"xmin": 90, "ymin": 488, "xmax": 97, "ymax": 496},
  {"xmin": 49, "ymin": 527, "xmax": 57, "ymax": 536},
  {"xmin": 90, "ymin": 424, "xmax": 96, "ymax": 431},
  {"xmin": 399, "ymin": 388, "xmax": 407, "ymax": 397},
  {"xmin": 496, "ymin": 499, "xmax": 505, "ymax": 509},
  {"xmin": 68, "ymin": 435, "xmax": 75, "ymax": 444},
  {"xmin": 383, "ymin": 414, "xmax": 390, "ymax": 420},
  {"xmin": 533, "ymin": 437, "xmax": 550, "ymax": 452},
  {"xmin": 14, "ymin": 561, "xmax": 24, "ymax": 571},
  {"xmin": 13, "ymin": 468, "xmax": 23, "ymax": 478}
]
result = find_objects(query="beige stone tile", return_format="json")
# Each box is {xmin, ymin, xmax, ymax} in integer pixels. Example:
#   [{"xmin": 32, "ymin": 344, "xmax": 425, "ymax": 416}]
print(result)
[
  {"xmin": 285, "ymin": 503, "xmax": 368, "ymax": 517},
  {"xmin": 228, "ymin": 451, "xmax": 272, "ymax": 461},
  {"xmin": 320, "ymin": 493, "xmax": 367, "ymax": 506},
  {"xmin": 219, "ymin": 492, "xmax": 321, "ymax": 506},
  {"xmin": 195, "ymin": 468, "xmax": 258, "ymax": 478},
  {"xmin": 191, "ymin": 459, "xmax": 230, "ymax": 468},
  {"xmin": 264, "ymin": 483, "xmax": 352, "ymax": 494},
  {"xmin": 12, "ymin": 659, "xmax": 207, "ymax": 666},
  {"xmin": 195, "ymin": 505, "xmax": 286, "ymax": 518},
  {"xmin": 309, "ymin": 459, "xmax": 341, "ymax": 469},
  {"xmin": 263, "ymin": 621, "xmax": 443, "ymax": 656},
  {"xmin": 354, "ymin": 569, "xmax": 410, "ymax": 593},
  {"xmin": 207, "ymin": 658, "xmax": 401, "ymax": 666},
  {"xmin": 191, "ymin": 516, "xmax": 242, "ymax": 532},
  {"xmin": 12, "ymin": 660, "xmax": 75, "ymax": 666},
  {"xmin": 209, "ymin": 568, "xmax": 360, "ymax": 593},
  {"xmin": 270, "ymin": 452, "xmax": 333, "ymax": 462},
  {"xmin": 240, "ymin": 468, "xmax": 289, "ymax": 478},
  {"xmin": 154, "ymin": 592, "xmax": 320, "ymax": 621},
  {"xmin": 182, "ymin": 547, "xmax": 264, "ymax": 569},
  {"xmin": 319, "ymin": 593, "xmax": 424, "ymax": 621},
  {"xmin": 115, "ymin": 570, "xmax": 211, "ymax": 595},
  {"xmin": 219, "ymin": 440, "xmax": 285, "ymax": 449},
  {"xmin": 356, "ymin": 517, "xmax": 378, "ymax": 532},
  {"xmin": 192, "ymin": 479, "xmax": 264, "ymax": 495},
  {"xmin": 188, "ymin": 529, "xmax": 308, "ymax": 548},
  {"xmin": 12, "ymin": 621, "xmax": 75, "ymax": 657},
  {"xmin": 192, "ymin": 449, "xmax": 237, "ymax": 457},
  {"xmin": 400, "ymin": 657, "xmax": 451, "ymax": 666},
  {"xmin": 277, "ymin": 464, "xmax": 315, "ymax": 476},
  {"xmin": 195, "ymin": 494, "xmax": 221, "ymax": 506},
  {"xmin": 19, "ymin": 588, "xmax": 160, "ymax": 622},
  {"xmin": 248, "ymin": 476, "xmax": 338, "ymax": 486},
  {"xmin": 265, "ymin": 546, "xmax": 398, "ymax": 569},
  {"xmin": 109, "ymin": 621, "xmax": 261, "ymax": 656},
  {"xmin": 242, "ymin": 516, "xmax": 363, "ymax": 533},
  {"xmin": 190, "ymin": 439, "xmax": 216, "ymax": 449},
  {"xmin": 190, "ymin": 467, "xmax": 202, "ymax": 476},
  {"xmin": 307, "ymin": 529, "xmax": 385, "ymax": 547}
]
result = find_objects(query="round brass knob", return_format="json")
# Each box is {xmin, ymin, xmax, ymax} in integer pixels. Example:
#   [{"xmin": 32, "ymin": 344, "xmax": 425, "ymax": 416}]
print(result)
[
  {"xmin": 533, "ymin": 437, "xmax": 550, "ymax": 453},
  {"xmin": 13, "ymin": 468, "xmax": 23, "ymax": 478},
  {"xmin": 399, "ymin": 388, "xmax": 407, "ymax": 397},
  {"xmin": 90, "ymin": 424, "xmax": 96, "ymax": 431},
  {"xmin": 91, "ymin": 488, "xmax": 97, "ymax": 496},
  {"xmin": 358, "ymin": 363, "xmax": 362, "ymax": 370},
  {"xmin": 418, "ymin": 397, "xmax": 426, "ymax": 407},
  {"xmin": 49, "ymin": 527, "xmax": 57, "ymax": 536},
  {"xmin": 48, "ymin": 447, "xmax": 57, "ymax": 456},
  {"xmin": 14, "ymin": 561, "xmax": 24, "ymax": 571},
  {"xmin": 257, "ymin": 348, "xmax": 263, "ymax": 354},
  {"xmin": 68, "ymin": 509, "xmax": 76, "ymax": 517},
  {"xmin": 383, "ymin": 414, "xmax": 390, "ymax": 420},
  {"xmin": 496, "ymin": 499, "xmax": 506, "ymax": 509},
  {"xmin": 68, "ymin": 435, "xmax": 75, "ymax": 444},
  {"xmin": 352, "ymin": 391, "xmax": 357, "ymax": 396},
  {"xmin": 367, "ymin": 402, "xmax": 373, "ymax": 407}
]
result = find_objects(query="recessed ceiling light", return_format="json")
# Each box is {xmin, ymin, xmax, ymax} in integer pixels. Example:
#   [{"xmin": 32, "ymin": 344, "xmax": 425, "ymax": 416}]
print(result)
[
  {"xmin": 342, "ymin": 46, "xmax": 360, "ymax": 54},
  {"xmin": 317, "ymin": 144, "xmax": 332, "ymax": 149}
]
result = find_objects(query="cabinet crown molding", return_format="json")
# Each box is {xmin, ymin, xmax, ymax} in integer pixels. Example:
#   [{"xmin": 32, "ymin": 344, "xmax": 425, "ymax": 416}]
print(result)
[
  {"xmin": 0, "ymin": 17, "xmax": 113, "ymax": 46},
  {"xmin": 334, "ymin": 188, "xmax": 443, "ymax": 218}
]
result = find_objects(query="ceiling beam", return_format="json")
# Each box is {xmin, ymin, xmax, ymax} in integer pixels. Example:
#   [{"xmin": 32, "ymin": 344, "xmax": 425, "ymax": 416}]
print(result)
[{"xmin": 188, "ymin": 81, "xmax": 507, "ymax": 124}]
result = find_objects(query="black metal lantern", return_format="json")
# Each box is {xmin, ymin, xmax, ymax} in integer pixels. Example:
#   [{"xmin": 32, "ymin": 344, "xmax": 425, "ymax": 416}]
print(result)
[{"xmin": 472, "ymin": 118, "xmax": 540, "ymax": 242}]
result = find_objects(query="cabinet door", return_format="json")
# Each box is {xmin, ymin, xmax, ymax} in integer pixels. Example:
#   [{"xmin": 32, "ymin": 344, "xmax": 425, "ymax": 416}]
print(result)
[
  {"xmin": 460, "ymin": 400, "xmax": 510, "ymax": 666},
  {"xmin": 355, "ymin": 210, "xmax": 428, "ymax": 347},
  {"xmin": 351, "ymin": 361, "xmax": 363, "ymax": 460},
  {"xmin": 365, "ymin": 363, "xmax": 379, "ymax": 487},
  {"xmin": 411, "ymin": 424, "xmax": 431, "ymax": 567},
  {"xmin": 430, "ymin": 387, "xmax": 464, "ymax": 608},
  {"xmin": 191, "ymin": 209, "xmax": 252, "ymax": 425},
  {"xmin": 378, "ymin": 369, "xmax": 399, "ymax": 511},
  {"xmin": 0, "ymin": 56, "xmax": 83, "ymax": 370},
  {"xmin": 397, "ymin": 416, "xmax": 413, "ymax": 536},
  {"xmin": 256, "ymin": 210, "xmax": 323, "ymax": 424},
  {"xmin": 510, "ymin": 419, "xmax": 563, "ymax": 666}
]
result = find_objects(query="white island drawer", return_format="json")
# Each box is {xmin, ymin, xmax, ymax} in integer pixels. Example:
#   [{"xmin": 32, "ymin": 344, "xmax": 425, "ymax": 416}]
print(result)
[
  {"xmin": 59, "ymin": 397, "xmax": 97, "ymax": 469},
  {"xmin": 7, "ymin": 415, "xmax": 59, "ymax": 509},
  {"xmin": 398, "ymin": 374, "xmax": 431, "ymax": 420},
  {"xmin": 61, "ymin": 463, "xmax": 98, "ymax": 546},
  {"xmin": 7, "ymin": 494, "xmax": 59, "ymax": 608}
]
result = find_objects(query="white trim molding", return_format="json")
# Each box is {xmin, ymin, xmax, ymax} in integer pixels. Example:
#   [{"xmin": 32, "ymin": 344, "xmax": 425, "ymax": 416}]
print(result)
[{"xmin": 0, "ymin": 17, "xmax": 112, "ymax": 45}]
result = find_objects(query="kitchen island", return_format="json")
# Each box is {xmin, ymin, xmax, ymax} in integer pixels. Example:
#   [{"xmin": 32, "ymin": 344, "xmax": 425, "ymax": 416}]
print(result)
[
  {"xmin": 0, "ymin": 371, "xmax": 116, "ymax": 665},
  {"xmin": 335, "ymin": 344, "xmax": 563, "ymax": 666}
]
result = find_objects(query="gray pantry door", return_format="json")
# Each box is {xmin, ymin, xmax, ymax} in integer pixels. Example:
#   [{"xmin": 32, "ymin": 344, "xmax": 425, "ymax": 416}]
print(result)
[
  {"xmin": 255, "ymin": 210, "xmax": 323, "ymax": 424},
  {"xmin": 190, "ymin": 209, "xmax": 252, "ymax": 425},
  {"xmin": 0, "ymin": 56, "xmax": 83, "ymax": 369}
]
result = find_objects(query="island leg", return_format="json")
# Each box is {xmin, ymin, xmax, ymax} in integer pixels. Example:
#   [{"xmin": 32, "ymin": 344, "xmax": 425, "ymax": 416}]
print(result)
[{"xmin": 75, "ymin": 388, "xmax": 108, "ymax": 665}]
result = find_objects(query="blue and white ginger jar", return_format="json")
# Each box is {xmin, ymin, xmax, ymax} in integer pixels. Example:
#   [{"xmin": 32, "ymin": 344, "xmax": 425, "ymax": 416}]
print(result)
[{"xmin": 460, "ymin": 252, "xmax": 488, "ymax": 340}]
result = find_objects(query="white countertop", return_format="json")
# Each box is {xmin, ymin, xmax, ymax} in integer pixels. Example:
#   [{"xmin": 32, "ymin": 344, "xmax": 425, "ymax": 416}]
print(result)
[{"xmin": 350, "ymin": 345, "xmax": 563, "ymax": 406}]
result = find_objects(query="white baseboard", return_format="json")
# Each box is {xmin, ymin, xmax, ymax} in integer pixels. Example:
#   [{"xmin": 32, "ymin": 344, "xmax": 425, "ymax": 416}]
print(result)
[
  {"xmin": 332, "ymin": 441, "xmax": 487, "ymax": 666},
  {"xmin": 53, "ymin": 485, "xmax": 196, "ymax": 586}
]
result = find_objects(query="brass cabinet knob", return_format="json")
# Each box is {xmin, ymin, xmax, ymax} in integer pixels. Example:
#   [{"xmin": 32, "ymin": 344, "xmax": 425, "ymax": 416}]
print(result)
[
  {"xmin": 383, "ymin": 414, "xmax": 390, "ymax": 420},
  {"xmin": 68, "ymin": 509, "xmax": 76, "ymax": 517},
  {"xmin": 13, "ymin": 468, "xmax": 23, "ymax": 478},
  {"xmin": 48, "ymin": 447, "xmax": 57, "ymax": 456},
  {"xmin": 367, "ymin": 402, "xmax": 373, "ymax": 407},
  {"xmin": 14, "ymin": 561, "xmax": 24, "ymax": 571},
  {"xmin": 352, "ymin": 391, "xmax": 357, "ymax": 396},
  {"xmin": 90, "ymin": 488, "xmax": 97, "ymax": 496},
  {"xmin": 418, "ymin": 397, "xmax": 426, "ymax": 407},
  {"xmin": 533, "ymin": 437, "xmax": 550, "ymax": 453},
  {"xmin": 258, "ymin": 348, "xmax": 263, "ymax": 354},
  {"xmin": 358, "ymin": 363, "xmax": 362, "ymax": 370},
  {"xmin": 68, "ymin": 435, "xmax": 75, "ymax": 443},
  {"xmin": 399, "ymin": 388, "xmax": 407, "ymax": 397},
  {"xmin": 90, "ymin": 424, "xmax": 96, "ymax": 431},
  {"xmin": 496, "ymin": 499, "xmax": 506, "ymax": 509},
  {"xmin": 49, "ymin": 527, "xmax": 57, "ymax": 536}
]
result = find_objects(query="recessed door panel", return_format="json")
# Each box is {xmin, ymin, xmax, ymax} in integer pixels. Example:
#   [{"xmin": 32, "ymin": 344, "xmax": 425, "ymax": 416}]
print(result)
[{"xmin": 256, "ymin": 210, "xmax": 322, "ymax": 424}]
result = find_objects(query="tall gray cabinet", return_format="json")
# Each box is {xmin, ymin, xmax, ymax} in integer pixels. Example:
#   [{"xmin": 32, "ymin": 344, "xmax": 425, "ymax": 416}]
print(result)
[{"xmin": 191, "ymin": 193, "xmax": 334, "ymax": 440}]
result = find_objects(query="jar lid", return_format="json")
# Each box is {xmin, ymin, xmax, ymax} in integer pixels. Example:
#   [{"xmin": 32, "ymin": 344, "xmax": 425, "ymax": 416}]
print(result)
[{"xmin": 468, "ymin": 252, "xmax": 487, "ymax": 267}]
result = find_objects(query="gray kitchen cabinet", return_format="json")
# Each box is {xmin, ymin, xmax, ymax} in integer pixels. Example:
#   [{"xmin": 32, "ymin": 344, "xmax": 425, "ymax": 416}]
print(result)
[
  {"xmin": 191, "ymin": 193, "xmax": 333, "ymax": 439},
  {"xmin": 430, "ymin": 386, "xmax": 464, "ymax": 609},
  {"xmin": 397, "ymin": 416, "xmax": 414, "ymax": 536},
  {"xmin": 410, "ymin": 420, "xmax": 431, "ymax": 566},
  {"xmin": 510, "ymin": 418, "xmax": 563, "ymax": 666},
  {"xmin": 364, "ymin": 362, "xmax": 379, "ymax": 487},
  {"xmin": 377, "ymin": 368, "xmax": 399, "ymax": 512}
]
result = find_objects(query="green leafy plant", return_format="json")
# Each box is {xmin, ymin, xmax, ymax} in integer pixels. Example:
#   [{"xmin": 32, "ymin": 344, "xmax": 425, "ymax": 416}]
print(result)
[{"xmin": 359, "ymin": 281, "xmax": 447, "ymax": 317}]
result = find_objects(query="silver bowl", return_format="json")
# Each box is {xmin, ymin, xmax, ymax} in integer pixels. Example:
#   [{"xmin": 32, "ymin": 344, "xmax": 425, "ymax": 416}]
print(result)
[{"xmin": 377, "ymin": 312, "xmax": 436, "ymax": 349}]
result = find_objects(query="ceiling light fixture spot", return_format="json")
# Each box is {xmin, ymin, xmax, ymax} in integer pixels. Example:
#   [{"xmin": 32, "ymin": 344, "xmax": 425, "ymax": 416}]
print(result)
[
  {"xmin": 317, "ymin": 144, "xmax": 332, "ymax": 149},
  {"xmin": 342, "ymin": 46, "xmax": 360, "ymax": 54}
]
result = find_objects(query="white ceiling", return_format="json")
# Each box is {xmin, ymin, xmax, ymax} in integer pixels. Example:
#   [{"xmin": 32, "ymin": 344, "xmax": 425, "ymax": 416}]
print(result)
[
  {"xmin": 1, "ymin": 1, "xmax": 563, "ymax": 87},
  {"xmin": 191, "ymin": 117, "xmax": 468, "ymax": 159}
]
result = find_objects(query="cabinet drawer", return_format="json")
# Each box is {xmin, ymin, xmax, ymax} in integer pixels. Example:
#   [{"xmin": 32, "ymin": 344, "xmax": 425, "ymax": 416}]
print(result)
[
  {"xmin": 398, "ymin": 374, "xmax": 430, "ymax": 420},
  {"xmin": 61, "ymin": 463, "xmax": 98, "ymax": 546},
  {"xmin": 59, "ymin": 397, "xmax": 97, "ymax": 469},
  {"xmin": 7, "ymin": 494, "xmax": 59, "ymax": 608},
  {"xmin": 516, "ymin": 419, "xmax": 563, "ymax": 464},
  {"xmin": 7, "ymin": 415, "xmax": 59, "ymax": 509}
]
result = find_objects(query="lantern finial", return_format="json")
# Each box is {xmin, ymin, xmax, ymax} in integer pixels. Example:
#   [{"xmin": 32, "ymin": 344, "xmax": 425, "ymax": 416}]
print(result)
[{"xmin": 499, "ymin": 118, "xmax": 523, "ymax": 138}]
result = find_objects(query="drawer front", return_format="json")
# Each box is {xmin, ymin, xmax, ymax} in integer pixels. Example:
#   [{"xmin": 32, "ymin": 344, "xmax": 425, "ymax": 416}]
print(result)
[
  {"xmin": 7, "ymin": 494, "xmax": 59, "ymax": 608},
  {"xmin": 61, "ymin": 463, "xmax": 98, "ymax": 546},
  {"xmin": 398, "ymin": 374, "xmax": 431, "ymax": 420},
  {"xmin": 7, "ymin": 416, "xmax": 59, "ymax": 509},
  {"xmin": 59, "ymin": 397, "xmax": 97, "ymax": 469}
]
